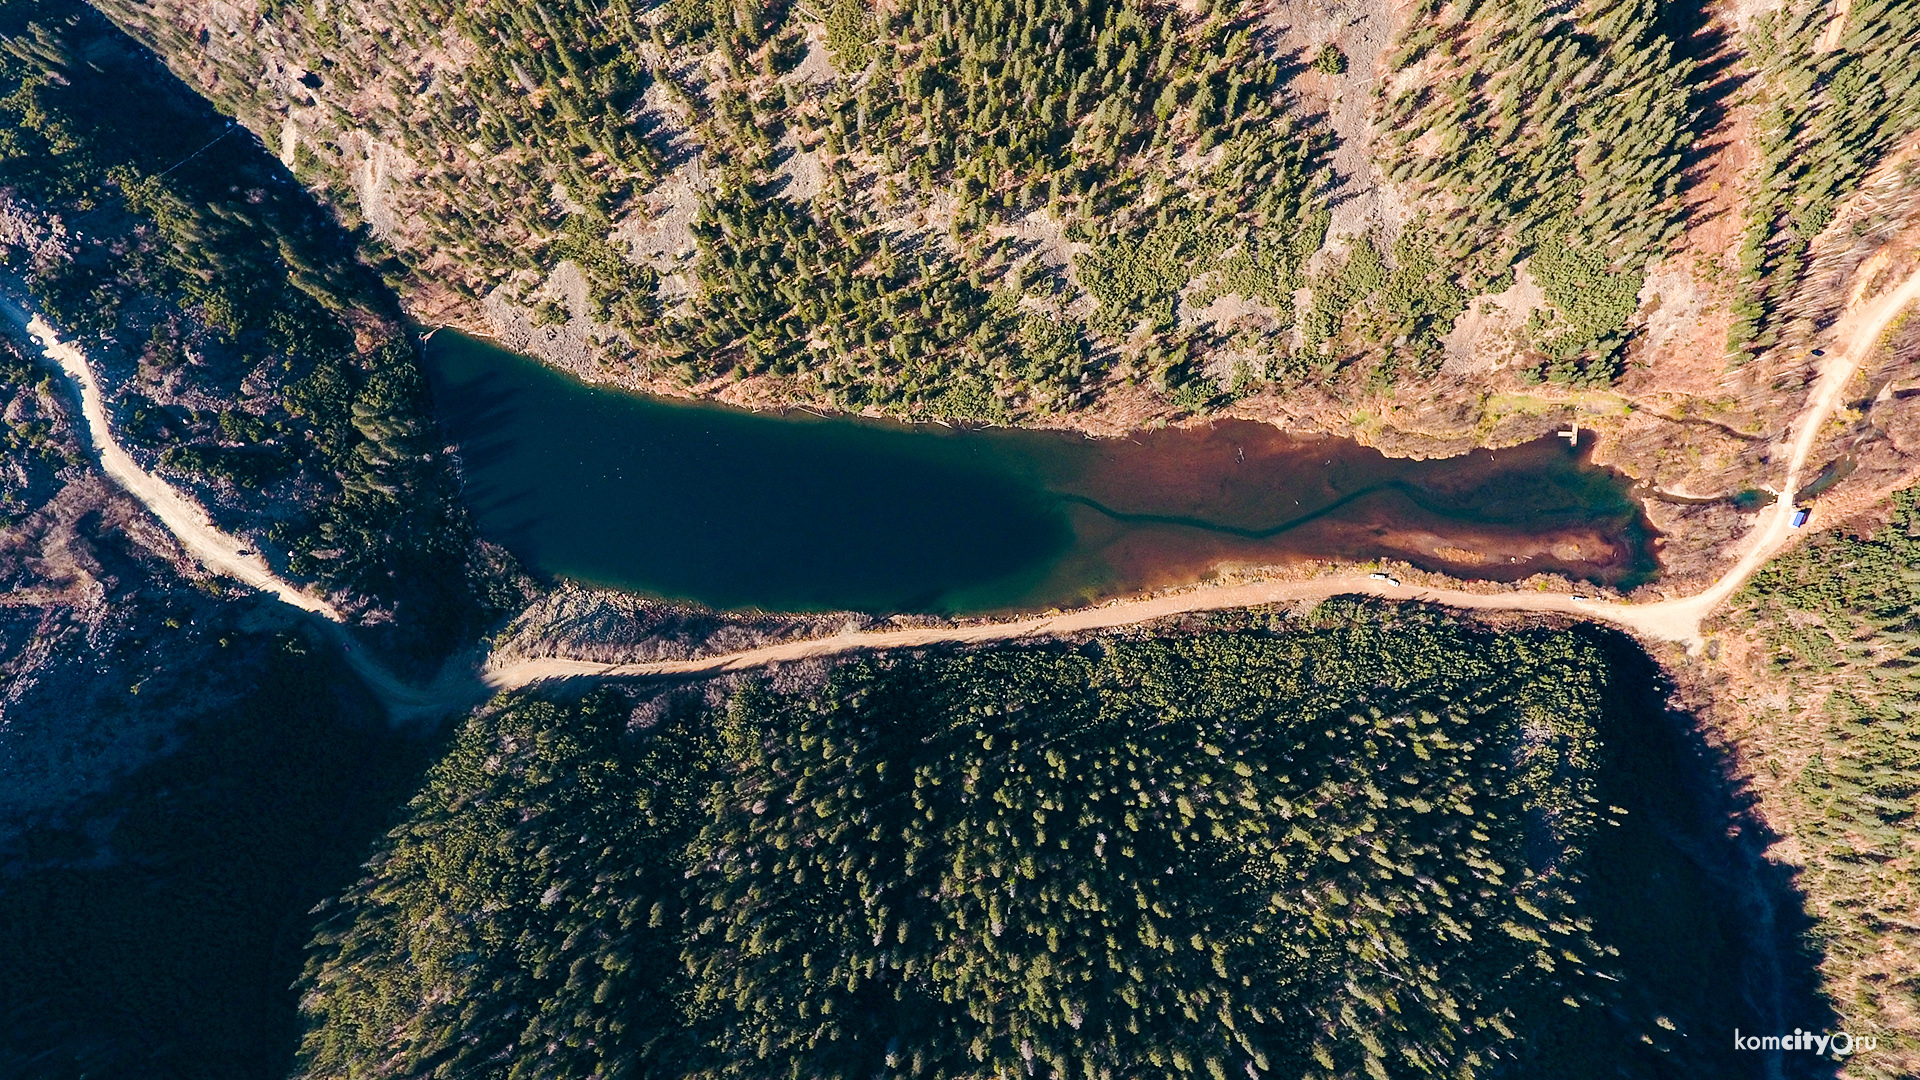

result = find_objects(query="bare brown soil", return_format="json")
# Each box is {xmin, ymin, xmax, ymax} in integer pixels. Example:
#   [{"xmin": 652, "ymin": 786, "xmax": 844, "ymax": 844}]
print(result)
[
  {"xmin": 96, "ymin": 0, "xmax": 1915, "ymax": 615},
  {"xmin": 42, "ymin": 3, "xmax": 1920, "ymax": 1070}
]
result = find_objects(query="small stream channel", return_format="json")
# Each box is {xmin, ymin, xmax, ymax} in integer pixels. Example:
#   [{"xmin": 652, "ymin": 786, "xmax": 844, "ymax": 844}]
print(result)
[{"xmin": 423, "ymin": 331, "xmax": 1660, "ymax": 614}]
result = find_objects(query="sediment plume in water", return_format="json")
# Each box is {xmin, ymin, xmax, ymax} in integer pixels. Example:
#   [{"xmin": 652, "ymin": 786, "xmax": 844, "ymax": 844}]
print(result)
[{"xmin": 423, "ymin": 331, "xmax": 1657, "ymax": 614}]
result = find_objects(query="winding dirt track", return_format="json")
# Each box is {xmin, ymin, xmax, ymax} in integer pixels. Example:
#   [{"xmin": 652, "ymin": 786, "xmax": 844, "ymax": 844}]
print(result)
[
  {"xmin": 0, "ymin": 291, "xmax": 341, "ymax": 620},
  {"xmin": 487, "ymin": 268, "xmax": 1920, "ymax": 686},
  {"xmin": 7, "ymin": 267, "xmax": 1918, "ymax": 716}
]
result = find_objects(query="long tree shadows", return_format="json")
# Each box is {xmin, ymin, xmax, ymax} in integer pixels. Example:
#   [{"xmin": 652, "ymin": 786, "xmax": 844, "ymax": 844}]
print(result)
[
  {"xmin": 1668, "ymin": 0, "xmax": 1752, "ymax": 231},
  {"xmin": 9, "ymin": 2, "xmax": 402, "ymax": 330},
  {"xmin": 1541, "ymin": 628, "xmax": 1837, "ymax": 1080},
  {"xmin": 423, "ymin": 330, "xmax": 1662, "ymax": 615},
  {"xmin": 0, "ymin": 635, "xmax": 437, "ymax": 1080}
]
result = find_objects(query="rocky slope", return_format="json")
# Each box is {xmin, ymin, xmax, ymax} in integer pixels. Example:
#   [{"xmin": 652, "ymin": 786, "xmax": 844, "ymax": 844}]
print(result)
[
  {"xmin": 57, "ymin": 0, "xmax": 1918, "ymax": 594},
  {"xmin": 0, "ymin": 0, "xmax": 534, "ymax": 665},
  {"xmin": 0, "ymin": 326, "xmax": 291, "ymax": 835}
]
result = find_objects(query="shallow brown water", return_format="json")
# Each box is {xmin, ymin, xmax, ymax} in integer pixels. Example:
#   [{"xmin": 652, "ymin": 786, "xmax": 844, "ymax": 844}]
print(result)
[
  {"xmin": 423, "ymin": 332, "xmax": 1657, "ymax": 614},
  {"xmin": 997, "ymin": 422, "xmax": 1654, "ymax": 610}
]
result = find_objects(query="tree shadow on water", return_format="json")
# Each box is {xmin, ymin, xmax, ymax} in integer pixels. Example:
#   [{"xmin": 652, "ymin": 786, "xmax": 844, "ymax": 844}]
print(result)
[
  {"xmin": 0, "ymin": 635, "xmax": 441, "ymax": 1080},
  {"xmin": 1521, "ymin": 628, "xmax": 1837, "ymax": 1080}
]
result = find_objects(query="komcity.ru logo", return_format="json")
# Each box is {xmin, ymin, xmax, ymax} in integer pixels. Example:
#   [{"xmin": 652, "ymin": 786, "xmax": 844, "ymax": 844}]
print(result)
[{"xmin": 1733, "ymin": 1029, "xmax": 1878, "ymax": 1058}]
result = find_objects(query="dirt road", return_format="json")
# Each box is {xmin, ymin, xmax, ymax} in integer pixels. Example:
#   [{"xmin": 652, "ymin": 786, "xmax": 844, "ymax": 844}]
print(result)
[
  {"xmin": 0, "ymin": 291, "xmax": 342, "ymax": 620},
  {"xmin": 0, "ymin": 290, "xmax": 500, "ymax": 720},
  {"xmin": 486, "ymin": 265, "xmax": 1920, "ymax": 685},
  {"xmin": 9, "ymin": 264, "xmax": 1917, "ymax": 712},
  {"xmin": 481, "ymin": 576, "xmax": 1638, "ymax": 685},
  {"xmin": 1614, "ymin": 263, "xmax": 1920, "ymax": 641}
]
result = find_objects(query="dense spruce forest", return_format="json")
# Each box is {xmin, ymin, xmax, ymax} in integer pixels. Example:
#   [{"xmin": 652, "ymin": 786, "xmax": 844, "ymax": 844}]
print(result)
[
  {"xmin": 654, "ymin": 0, "xmax": 1327, "ymax": 416},
  {"xmin": 1733, "ymin": 490, "xmax": 1920, "ymax": 1077},
  {"xmin": 1, "ymin": 1, "xmax": 1907, "ymax": 1076},
  {"xmin": 1732, "ymin": 0, "xmax": 1920, "ymax": 354},
  {"xmin": 51, "ymin": 0, "xmax": 1667, "ymax": 417},
  {"xmin": 294, "ymin": 607, "xmax": 1769, "ymax": 1080},
  {"xmin": 56, "ymin": 0, "xmax": 1920, "ymax": 418},
  {"xmin": 0, "ymin": 0, "xmax": 516, "ymax": 657},
  {"xmin": 0, "ymin": 638, "xmax": 429, "ymax": 1079},
  {"xmin": 211, "ymin": 0, "xmax": 1322, "ymax": 417},
  {"xmin": 84, "ymin": 0, "xmax": 1332, "ymax": 417},
  {"xmin": 1368, "ymin": 0, "xmax": 1699, "ymax": 385}
]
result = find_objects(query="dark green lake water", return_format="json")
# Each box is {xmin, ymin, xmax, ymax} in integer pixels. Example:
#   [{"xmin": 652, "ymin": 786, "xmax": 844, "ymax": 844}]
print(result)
[{"xmin": 422, "ymin": 332, "xmax": 1657, "ymax": 614}]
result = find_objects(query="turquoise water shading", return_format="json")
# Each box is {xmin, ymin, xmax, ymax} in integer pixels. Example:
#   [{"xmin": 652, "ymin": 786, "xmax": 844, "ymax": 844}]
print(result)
[{"xmin": 421, "ymin": 331, "xmax": 1658, "ymax": 614}]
